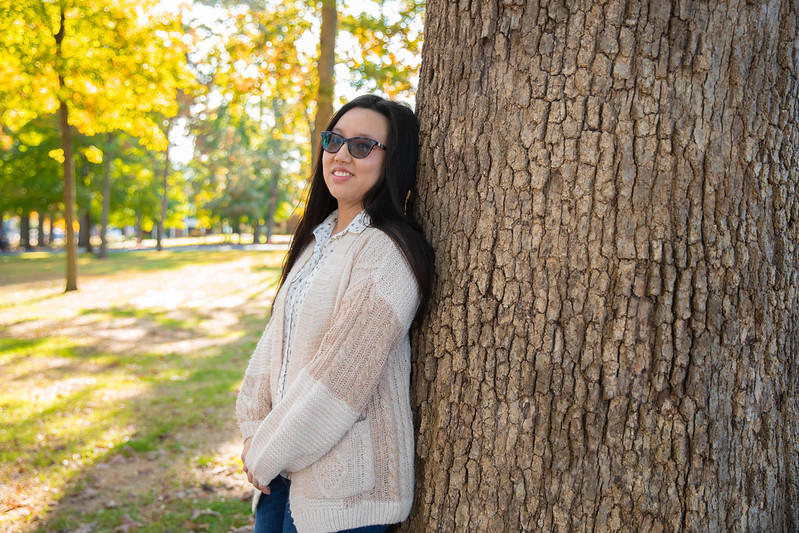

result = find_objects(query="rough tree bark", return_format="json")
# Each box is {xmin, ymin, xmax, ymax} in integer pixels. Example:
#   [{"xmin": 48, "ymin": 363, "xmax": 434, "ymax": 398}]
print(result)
[{"xmin": 407, "ymin": 1, "xmax": 798, "ymax": 531}]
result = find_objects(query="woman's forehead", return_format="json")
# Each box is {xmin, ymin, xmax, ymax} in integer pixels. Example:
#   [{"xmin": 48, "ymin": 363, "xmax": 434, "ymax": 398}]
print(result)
[{"xmin": 333, "ymin": 108, "xmax": 389, "ymax": 140}]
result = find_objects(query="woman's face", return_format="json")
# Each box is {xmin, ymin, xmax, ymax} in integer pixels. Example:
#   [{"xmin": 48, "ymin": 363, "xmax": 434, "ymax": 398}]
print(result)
[{"xmin": 322, "ymin": 107, "xmax": 390, "ymax": 214}]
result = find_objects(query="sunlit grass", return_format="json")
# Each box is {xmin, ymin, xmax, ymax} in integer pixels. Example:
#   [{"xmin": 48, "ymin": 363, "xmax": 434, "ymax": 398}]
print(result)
[
  {"xmin": 0, "ymin": 248, "xmax": 285, "ymax": 532},
  {"xmin": 0, "ymin": 247, "xmax": 285, "ymax": 287}
]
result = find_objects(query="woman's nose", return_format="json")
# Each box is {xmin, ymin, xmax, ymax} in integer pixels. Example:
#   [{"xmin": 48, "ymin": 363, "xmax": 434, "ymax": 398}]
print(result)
[{"xmin": 334, "ymin": 142, "xmax": 352, "ymax": 161}]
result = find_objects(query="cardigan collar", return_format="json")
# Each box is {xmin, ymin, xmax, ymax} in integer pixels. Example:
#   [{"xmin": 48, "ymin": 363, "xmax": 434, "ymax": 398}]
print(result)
[{"xmin": 313, "ymin": 210, "xmax": 371, "ymax": 244}]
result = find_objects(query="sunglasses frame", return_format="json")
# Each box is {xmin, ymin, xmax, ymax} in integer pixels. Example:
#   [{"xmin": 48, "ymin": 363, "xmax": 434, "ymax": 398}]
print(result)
[{"xmin": 320, "ymin": 131, "xmax": 388, "ymax": 159}]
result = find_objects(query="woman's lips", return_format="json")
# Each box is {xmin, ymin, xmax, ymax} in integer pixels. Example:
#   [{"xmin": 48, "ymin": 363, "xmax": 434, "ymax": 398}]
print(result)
[{"xmin": 331, "ymin": 168, "xmax": 354, "ymax": 181}]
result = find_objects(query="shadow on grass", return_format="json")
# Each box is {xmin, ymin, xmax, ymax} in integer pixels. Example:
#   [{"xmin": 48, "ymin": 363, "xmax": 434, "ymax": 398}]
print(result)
[
  {"xmin": 1, "ymin": 299, "xmax": 271, "ymax": 531},
  {"xmin": 0, "ymin": 337, "xmax": 98, "ymax": 375}
]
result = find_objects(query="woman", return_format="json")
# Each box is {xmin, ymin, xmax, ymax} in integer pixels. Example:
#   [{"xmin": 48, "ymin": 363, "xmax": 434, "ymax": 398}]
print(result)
[{"xmin": 237, "ymin": 94, "xmax": 434, "ymax": 533}]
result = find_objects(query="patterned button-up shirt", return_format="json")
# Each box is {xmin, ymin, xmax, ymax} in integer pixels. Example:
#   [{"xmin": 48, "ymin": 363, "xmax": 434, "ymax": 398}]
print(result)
[{"xmin": 275, "ymin": 210, "xmax": 371, "ymax": 403}]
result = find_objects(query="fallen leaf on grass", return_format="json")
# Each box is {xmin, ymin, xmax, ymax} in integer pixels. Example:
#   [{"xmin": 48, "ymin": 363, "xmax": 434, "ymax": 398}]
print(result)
[
  {"xmin": 112, "ymin": 514, "xmax": 143, "ymax": 532},
  {"xmin": 79, "ymin": 488, "xmax": 100, "ymax": 499},
  {"xmin": 3, "ymin": 498, "xmax": 26, "ymax": 511},
  {"xmin": 2, "ymin": 504, "xmax": 34, "ymax": 521},
  {"xmin": 191, "ymin": 508, "xmax": 223, "ymax": 520},
  {"xmin": 72, "ymin": 522, "xmax": 96, "ymax": 533}
]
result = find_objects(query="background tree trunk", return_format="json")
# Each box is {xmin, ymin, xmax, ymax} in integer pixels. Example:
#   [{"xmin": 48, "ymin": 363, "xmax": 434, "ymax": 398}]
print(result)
[
  {"xmin": 47, "ymin": 213, "xmax": 55, "ymax": 246},
  {"xmin": 19, "ymin": 211, "xmax": 31, "ymax": 251},
  {"xmin": 36, "ymin": 211, "xmax": 45, "ymax": 247},
  {"xmin": 157, "ymin": 135, "xmax": 170, "ymax": 252},
  {"xmin": 136, "ymin": 213, "xmax": 144, "ymax": 245},
  {"xmin": 56, "ymin": 7, "xmax": 77, "ymax": 292},
  {"xmin": 253, "ymin": 219, "xmax": 262, "ymax": 244},
  {"xmin": 98, "ymin": 135, "xmax": 112, "ymax": 258},
  {"xmin": 265, "ymin": 168, "xmax": 280, "ymax": 244},
  {"xmin": 78, "ymin": 211, "xmax": 92, "ymax": 252},
  {"xmin": 407, "ymin": 1, "xmax": 798, "ymax": 531},
  {"xmin": 312, "ymin": 0, "xmax": 337, "ymax": 167}
]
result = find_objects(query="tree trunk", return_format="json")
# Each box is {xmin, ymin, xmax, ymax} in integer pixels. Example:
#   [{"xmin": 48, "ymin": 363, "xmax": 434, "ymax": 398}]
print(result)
[
  {"xmin": 19, "ymin": 211, "xmax": 31, "ymax": 251},
  {"xmin": 407, "ymin": 1, "xmax": 798, "ymax": 531},
  {"xmin": 78, "ymin": 211, "xmax": 92, "ymax": 252},
  {"xmin": 157, "ymin": 135, "xmax": 170, "ymax": 252},
  {"xmin": 98, "ymin": 137, "xmax": 112, "ymax": 258},
  {"xmin": 60, "ymin": 99, "xmax": 78, "ymax": 293},
  {"xmin": 265, "ymin": 169, "xmax": 280, "ymax": 244},
  {"xmin": 253, "ymin": 219, "xmax": 262, "ymax": 244},
  {"xmin": 136, "ymin": 213, "xmax": 144, "ymax": 245},
  {"xmin": 312, "ymin": 0, "xmax": 336, "ymax": 167},
  {"xmin": 36, "ymin": 212, "xmax": 45, "ymax": 247},
  {"xmin": 48, "ymin": 213, "xmax": 56, "ymax": 245},
  {"xmin": 56, "ymin": 7, "xmax": 77, "ymax": 292},
  {"xmin": 265, "ymin": 202, "xmax": 276, "ymax": 244}
]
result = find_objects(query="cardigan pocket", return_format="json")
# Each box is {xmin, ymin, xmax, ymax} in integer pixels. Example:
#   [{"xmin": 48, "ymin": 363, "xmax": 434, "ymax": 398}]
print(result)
[{"xmin": 311, "ymin": 419, "xmax": 375, "ymax": 499}]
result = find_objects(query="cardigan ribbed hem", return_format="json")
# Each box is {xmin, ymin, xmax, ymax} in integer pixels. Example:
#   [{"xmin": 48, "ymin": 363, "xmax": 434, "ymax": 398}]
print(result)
[{"xmin": 290, "ymin": 498, "xmax": 412, "ymax": 533}]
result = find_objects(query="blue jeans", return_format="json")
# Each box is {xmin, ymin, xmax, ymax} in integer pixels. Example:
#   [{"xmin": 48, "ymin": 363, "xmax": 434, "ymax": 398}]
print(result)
[{"xmin": 254, "ymin": 476, "xmax": 389, "ymax": 533}]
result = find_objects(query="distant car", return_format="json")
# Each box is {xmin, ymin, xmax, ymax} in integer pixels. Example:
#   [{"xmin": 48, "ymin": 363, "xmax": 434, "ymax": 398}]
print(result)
[{"xmin": 0, "ymin": 229, "xmax": 9, "ymax": 252}]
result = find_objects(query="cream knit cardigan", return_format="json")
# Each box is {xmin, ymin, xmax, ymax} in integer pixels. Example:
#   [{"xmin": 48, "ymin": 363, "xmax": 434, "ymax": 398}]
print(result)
[{"xmin": 236, "ymin": 226, "xmax": 419, "ymax": 532}]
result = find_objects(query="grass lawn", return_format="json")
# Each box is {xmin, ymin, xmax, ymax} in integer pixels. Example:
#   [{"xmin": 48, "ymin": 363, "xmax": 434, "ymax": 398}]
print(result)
[{"xmin": 0, "ymin": 247, "xmax": 286, "ymax": 532}]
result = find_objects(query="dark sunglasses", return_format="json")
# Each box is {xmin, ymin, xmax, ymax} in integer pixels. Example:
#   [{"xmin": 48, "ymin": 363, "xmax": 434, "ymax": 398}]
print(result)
[{"xmin": 320, "ymin": 131, "xmax": 387, "ymax": 159}]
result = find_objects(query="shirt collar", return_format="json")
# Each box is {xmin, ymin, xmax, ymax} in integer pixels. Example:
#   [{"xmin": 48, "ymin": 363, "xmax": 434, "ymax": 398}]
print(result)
[{"xmin": 313, "ymin": 210, "xmax": 371, "ymax": 244}]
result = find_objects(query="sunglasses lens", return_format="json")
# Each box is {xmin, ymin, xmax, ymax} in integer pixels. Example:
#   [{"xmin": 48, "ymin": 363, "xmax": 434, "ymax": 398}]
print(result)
[
  {"xmin": 321, "ymin": 132, "xmax": 380, "ymax": 158},
  {"xmin": 321, "ymin": 132, "xmax": 343, "ymax": 153},
  {"xmin": 349, "ymin": 139, "xmax": 373, "ymax": 158}
]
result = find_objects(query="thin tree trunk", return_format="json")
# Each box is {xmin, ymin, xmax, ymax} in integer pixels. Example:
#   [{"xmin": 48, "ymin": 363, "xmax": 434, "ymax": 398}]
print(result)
[
  {"xmin": 55, "ymin": 7, "xmax": 77, "ymax": 292},
  {"xmin": 157, "ymin": 134, "xmax": 170, "ymax": 252},
  {"xmin": 60, "ymin": 100, "xmax": 78, "ymax": 294},
  {"xmin": 136, "ymin": 213, "xmax": 144, "ymax": 245},
  {"xmin": 0, "ymin": 213, "xmax": 7, "ymax": 252},
  {"xmin": 253, "ymin": 219, "xmax": 261, "ymax": 244},
  {"xmin": 407, "ymin": 1, "xmax": 799, "ymax": 531},
  {"xmin": 78, "ymin": 211, "xmax": 92, "ymax": 252},
  {"xmin": 265, "ymin": 169, "xmax": 279, "ymax": 244},
  {"xmin": 19, "ymin": 212, "xmax": 31, "ymax": 251},
  {"xmin": 265, "ymin": 204, "xmax": 276, "ymax": 244},
  {"xmin": 98, "ymin": 135, "xmax": 112, "ymax": 258},
  {"xmin": 312, "ymin": 0, "xmax": 336, "ymax": 167},
  {"xmin": 48, "ymin": 213, "xmax": 55, "ymax": 245},
  {"xmin": 36, "ymin": 212, "xmax": 45, "ymax": 247}
]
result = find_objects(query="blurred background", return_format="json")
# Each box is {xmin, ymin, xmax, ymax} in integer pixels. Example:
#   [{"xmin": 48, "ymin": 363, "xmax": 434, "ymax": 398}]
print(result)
[
  {"xmin": 0, "ymin": 2, "xmax": 424, "ymax": 531},
  {"xmin": 0, "ymin": 0, "xmax": 423, "ymax": 255}
]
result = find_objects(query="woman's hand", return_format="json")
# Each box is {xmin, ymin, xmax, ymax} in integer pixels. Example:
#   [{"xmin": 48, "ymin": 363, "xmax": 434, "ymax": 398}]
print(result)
[{"xmin": 241, "ymin": 437, "xmax": 271, "ymax": 495}]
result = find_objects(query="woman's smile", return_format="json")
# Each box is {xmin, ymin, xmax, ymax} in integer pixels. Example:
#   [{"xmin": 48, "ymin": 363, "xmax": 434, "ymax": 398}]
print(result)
[{"xmin": 330, "ymin": 167, "xmax": 355, "ymax": 181}]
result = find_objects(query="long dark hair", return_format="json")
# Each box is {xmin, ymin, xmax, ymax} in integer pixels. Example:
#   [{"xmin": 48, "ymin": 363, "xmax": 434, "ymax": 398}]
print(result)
[{"xmin": 277, "ymin": 94, "xmax": 434, "ymax": 320}]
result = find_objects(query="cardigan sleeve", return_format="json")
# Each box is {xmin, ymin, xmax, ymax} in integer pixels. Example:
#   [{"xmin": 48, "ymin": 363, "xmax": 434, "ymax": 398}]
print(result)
[
  {"xmin": 243, "ymin": 234, "xmax": 419, "ymax": 487},
  {"xmin": 236, "ymin": 319, "xmax": 275, "ymax": 440}
]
